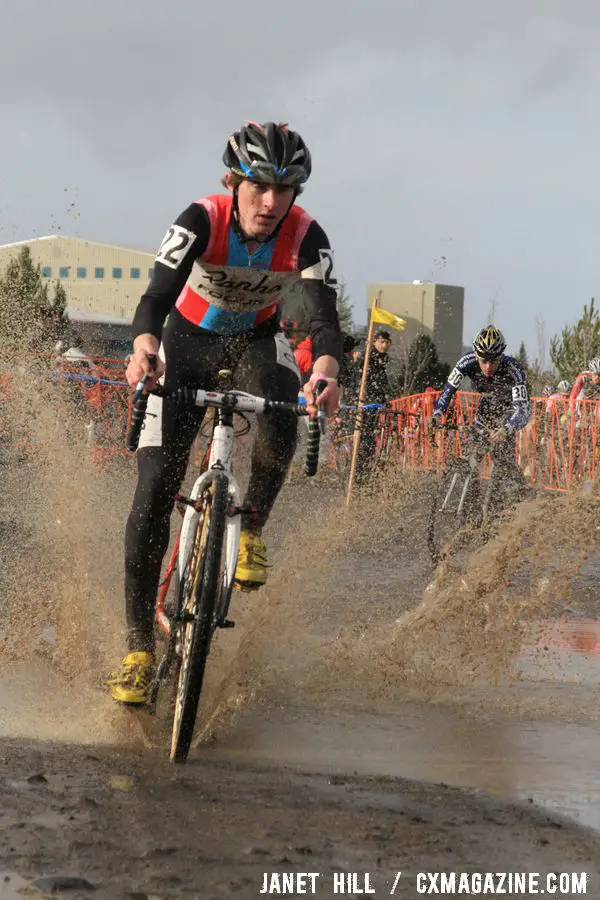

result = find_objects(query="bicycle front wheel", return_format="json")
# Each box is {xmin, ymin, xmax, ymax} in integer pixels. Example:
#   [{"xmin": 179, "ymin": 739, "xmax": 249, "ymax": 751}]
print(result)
[{"xmin": 170, "ymin": 473, "xmax": 229, "ymax": 763}]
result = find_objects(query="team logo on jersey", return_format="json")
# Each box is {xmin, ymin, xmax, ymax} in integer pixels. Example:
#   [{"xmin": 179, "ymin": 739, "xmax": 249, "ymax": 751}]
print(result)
[{"xmin": 189, "ymin": 261, "xmax": 299, "ymax": 311}]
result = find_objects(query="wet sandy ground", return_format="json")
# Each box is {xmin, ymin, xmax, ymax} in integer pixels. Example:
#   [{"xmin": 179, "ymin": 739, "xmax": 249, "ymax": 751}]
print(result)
[{"xmin": 0, "ymin": 727, "xmax": 599, "ymax": 899}]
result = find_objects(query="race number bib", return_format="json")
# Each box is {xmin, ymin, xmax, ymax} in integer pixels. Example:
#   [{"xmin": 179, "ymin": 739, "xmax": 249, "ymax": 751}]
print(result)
[
  {"xmin": 301, "ymin": 248, "xmax": 337, "ymax": 285},
  {"xmin": 318, "ymin": 249, "xmax": 337, "ymax": 286},
  {"xmin": 512, "ymin": 384, "xmax": 528, "ymax": 401},
  {"xmin": 448, "ymin": 367, "xmax": 463, "ymax": 388},
  {"xmin": 156, "ymin": 225, "xmax": 196, "ymax": 269}
]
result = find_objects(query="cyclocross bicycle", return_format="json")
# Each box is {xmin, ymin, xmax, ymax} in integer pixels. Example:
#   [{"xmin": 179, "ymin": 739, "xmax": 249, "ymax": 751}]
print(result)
[
  {"xmin": 427, "ymin": 423, "xmax": 502, "ymax": 565},
  {"xmin": 126, "ymin": 367, "xmax": 325, "ymax": 763}
]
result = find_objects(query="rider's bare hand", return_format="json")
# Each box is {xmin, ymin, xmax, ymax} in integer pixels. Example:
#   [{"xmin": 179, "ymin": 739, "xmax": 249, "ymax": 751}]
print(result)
[
  {"xmin": 126, "ymin": 344, "xmax": 164, "ymax": 389},
  {"xmin": 303, "ymin": 376, "xmax": 340, "ymax": 419}
]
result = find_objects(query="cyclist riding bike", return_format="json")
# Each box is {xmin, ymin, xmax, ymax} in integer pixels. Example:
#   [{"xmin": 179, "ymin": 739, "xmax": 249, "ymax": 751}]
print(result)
[
  {"xmin": 431, "ymin": 324, "xmax": 532, "ymax": 490},
  {"xmin": 109, "ymin": 120, "xmax": 342, "ymax": 705}
]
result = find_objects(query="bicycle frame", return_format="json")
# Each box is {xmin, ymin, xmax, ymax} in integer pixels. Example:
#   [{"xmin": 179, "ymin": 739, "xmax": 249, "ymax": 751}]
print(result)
[
  {"xmin": 156, "ymin": 404, "xmax": 243, "ymax": 639},
  {"xmin": 178, "ymin": 407, "xmax": 242, "ymax": 625}
]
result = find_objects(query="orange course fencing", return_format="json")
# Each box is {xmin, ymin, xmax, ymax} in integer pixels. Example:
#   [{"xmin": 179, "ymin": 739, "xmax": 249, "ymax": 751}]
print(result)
[
  {"xmin": 0, "ymin": 353, "xmax": 130, "ymax": 464},
  {"xmin": 386, "ymin": 391, "xmax": 600, "ymax": 495},
  {"xmin": 1, "ymin": 354, "xmax": 600, "ymax": 494}
]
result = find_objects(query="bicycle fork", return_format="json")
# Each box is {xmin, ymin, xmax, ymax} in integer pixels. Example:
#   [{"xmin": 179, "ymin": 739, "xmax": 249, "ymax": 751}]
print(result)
[{"xmin": 440, "ymin": 469, "xmax": 473, "ymax": 519}]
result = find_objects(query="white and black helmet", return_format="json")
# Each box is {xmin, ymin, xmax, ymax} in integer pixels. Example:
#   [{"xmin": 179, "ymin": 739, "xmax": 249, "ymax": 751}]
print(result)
[
  {"xmin": 223, "ymin": 121, "xmax": 312, "ymax": 187},
  {"xmin": 472, "ymin": 324, "xmax": 507, "ymax": 360},
  {"xmin": 588, "ymin": 357, "xmax": 600, "ymax": 373}
]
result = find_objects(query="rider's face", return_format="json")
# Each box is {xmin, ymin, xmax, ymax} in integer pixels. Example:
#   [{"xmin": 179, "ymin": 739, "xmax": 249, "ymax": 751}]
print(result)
[
  {"xmin": 592, "ymin": 372, "xmax": 600, "ymax": 385},
  {"xmin": 236, "ymin": 180, "xmax": 295, "ymax": 240},
  {"xmin": 374, "ymin": 338, "xmax": 391, "ymax": 354},
  {"xmin": 477, "ymin": 356, "xmax": 501, "ymax": 377}
]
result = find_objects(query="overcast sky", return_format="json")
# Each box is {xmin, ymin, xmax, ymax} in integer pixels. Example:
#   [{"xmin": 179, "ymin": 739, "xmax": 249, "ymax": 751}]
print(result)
[{"xmin": 1, "ymin": 0, "xmax": 599, "ymax": 361}]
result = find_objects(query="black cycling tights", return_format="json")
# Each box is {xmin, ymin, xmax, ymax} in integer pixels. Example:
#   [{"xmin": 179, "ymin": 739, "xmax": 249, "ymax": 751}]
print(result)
[{"xmin": 124, "ymin": 318, "xmax": 300, "ymax": 652}]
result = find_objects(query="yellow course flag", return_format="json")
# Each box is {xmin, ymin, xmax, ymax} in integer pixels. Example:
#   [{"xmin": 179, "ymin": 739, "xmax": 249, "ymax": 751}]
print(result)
[{"xmin": 371, "ymin": 306, "xmax": 406, "ymax": 331}]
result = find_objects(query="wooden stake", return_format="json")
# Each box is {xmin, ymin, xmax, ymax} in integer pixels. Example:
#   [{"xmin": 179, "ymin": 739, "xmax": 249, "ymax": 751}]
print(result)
[{"xmin": 345, "ymin": 291, "xmax": 381, "ymax": 507}]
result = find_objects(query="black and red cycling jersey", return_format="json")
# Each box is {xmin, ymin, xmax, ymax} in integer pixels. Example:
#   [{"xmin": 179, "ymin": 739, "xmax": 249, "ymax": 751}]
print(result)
[{"xmin": 132, "ymin": 193, "xmax": 341, "ymax": 364}]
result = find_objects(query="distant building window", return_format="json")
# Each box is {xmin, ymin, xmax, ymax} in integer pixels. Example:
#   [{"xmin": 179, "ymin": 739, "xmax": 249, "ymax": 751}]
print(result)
[
  {"xmin": 41, "ymin": 266, "xmax": 52, "ymax": 277},
  {"xmin": 95, "ymin": 267, "xmax": 104, "ymax": 279},
  {"xmin": 112, "ymin": 267, "xmax": 122, "ymax": 279},
  {"xmin": 130, "ymin": 267, "xmax": 140, "ymax": 279},
  {"xmin": 59, "ymin": 267, "xmax": 70, "ymax": 278},
  {"xmin": 148, "ymin": 267, "xmax": 154, "ymax": 279},
  {"xmin": 77, "ymin": 267, "xmax": 87, "ymax": 279}
]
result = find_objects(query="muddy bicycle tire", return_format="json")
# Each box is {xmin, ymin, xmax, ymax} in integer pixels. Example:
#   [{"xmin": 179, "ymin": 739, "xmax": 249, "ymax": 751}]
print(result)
[{"xmin": 170, "ymin": 473, "xmax": 228, "ymax": 763}]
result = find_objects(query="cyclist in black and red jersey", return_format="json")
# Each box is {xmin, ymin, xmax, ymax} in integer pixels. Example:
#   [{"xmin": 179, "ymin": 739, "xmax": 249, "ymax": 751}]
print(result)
[{"xmin": 109, "ymin": 121, "xmax": 342, "ymax": 704}]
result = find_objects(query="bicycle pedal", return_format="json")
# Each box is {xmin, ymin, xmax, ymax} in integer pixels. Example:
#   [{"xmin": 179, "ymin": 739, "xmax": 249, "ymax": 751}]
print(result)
[
  {"xmin": 219, "ymin": 618, "xmax": 235, "ymax": 629},
  {"xmin": 228, "ymin": 505, "xmax": 258, "ymax": 517}
]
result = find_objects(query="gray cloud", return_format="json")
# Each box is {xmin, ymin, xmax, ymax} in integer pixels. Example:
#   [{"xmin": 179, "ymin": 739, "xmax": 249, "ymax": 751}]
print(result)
[{"xmin": 1, "ymin": 0, "xmax": 600, "ymax": 353}]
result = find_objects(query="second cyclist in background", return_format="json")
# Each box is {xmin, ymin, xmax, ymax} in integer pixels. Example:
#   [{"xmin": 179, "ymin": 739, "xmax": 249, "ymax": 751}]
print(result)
[{"xmin": 432, "ymin": 325, "xmax": 532, "ymax": 495}]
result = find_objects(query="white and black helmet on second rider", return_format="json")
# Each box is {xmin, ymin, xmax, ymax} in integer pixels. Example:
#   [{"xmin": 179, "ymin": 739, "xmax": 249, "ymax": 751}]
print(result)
[
  {"xmin": 472, "ymin": 324, "xmax": 507, "ymax": 360},
  {"xmin": 588, "ymin": 358, "xmax": 600, "ymax": 373}
]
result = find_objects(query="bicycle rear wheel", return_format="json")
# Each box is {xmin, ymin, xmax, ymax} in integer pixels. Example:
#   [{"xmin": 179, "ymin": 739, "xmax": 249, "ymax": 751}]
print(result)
[
  {"xmin": 427, "ymin": 460, "xmax": 481, "ymax": 564},
  {"xmin": 170, "ymin": 473, "xmax": 228, "ymax": 763}
]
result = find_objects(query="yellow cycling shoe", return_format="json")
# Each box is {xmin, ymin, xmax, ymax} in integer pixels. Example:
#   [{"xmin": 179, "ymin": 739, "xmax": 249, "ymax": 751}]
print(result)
[
  {"xmin": 107, "ymin": 651, "xmax": 154, "ymax": 705},
  {"xmin": 234, "ymin": 530, "xmax": 269, "ymax": 592}
]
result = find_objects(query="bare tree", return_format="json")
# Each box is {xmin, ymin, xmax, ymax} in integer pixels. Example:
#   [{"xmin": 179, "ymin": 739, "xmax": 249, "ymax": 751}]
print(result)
[
  {"xmin": 486, "ymin": 289, "xmax": 500, "ymax": 324},
  {"xmin": 533, "ymin": 314, "xmax": 547, "ymax": 372}
]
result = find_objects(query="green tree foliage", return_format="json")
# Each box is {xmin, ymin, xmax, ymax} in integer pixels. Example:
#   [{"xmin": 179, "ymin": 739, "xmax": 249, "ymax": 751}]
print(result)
[
  {"xmin": 550, "ymin": 298, "xmax": 600, "ymax": 380},
  {"xmin": 336, "ymin": 280, "xmax": 354, "ymax": 334},
  {"xmin": 0, "ymin": 247, "xmax": 69, "ymax": 351},
  {"xmin": 516, "ymin": 340, "xmax": 529, "ymax": 369},
  {"xmin": 390, "ymin": 333, "xmax": 450, "ymax": 395}
]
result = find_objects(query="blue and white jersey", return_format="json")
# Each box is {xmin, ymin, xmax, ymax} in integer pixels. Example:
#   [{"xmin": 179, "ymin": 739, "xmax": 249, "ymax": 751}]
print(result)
[{"xmin": 434, "ymin": 352, "xmax": 531, "ymax": 433}]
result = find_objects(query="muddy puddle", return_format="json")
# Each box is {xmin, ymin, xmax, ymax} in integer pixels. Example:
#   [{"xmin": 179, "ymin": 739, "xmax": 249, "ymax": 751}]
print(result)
[{"xmin": 202, "ymin": 696, "xmax": 600, "ymax": 830}]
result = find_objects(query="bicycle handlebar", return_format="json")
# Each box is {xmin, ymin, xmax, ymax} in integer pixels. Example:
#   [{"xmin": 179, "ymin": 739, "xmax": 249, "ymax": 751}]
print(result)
[
  {"xmin": 430, "ymin": 420, "xmax": 497, "ymax": 454},
  {"xmin": 431, "ymin": 422, "xmax": 472, "ymax": 433},
  {"xmin": 126, "ymin": 379, "xmax": 328, "ymax": 477},
  {"xmin": 125, "ymin": 353, "xmax": 157, "ymax": 452},
  {"xmin": 304, "ymin": 379, "xmax": 327, "ymax": 477}
]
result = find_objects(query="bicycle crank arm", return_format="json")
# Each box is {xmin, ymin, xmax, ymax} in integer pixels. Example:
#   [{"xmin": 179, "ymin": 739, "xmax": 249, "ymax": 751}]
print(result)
[
  {"xmin": 146, "ymin": 678, "xmax": 161, "ymax": 716},
  {"xmin": 146, "ymin": 644, "xmax": 177, "ymax": 714}
]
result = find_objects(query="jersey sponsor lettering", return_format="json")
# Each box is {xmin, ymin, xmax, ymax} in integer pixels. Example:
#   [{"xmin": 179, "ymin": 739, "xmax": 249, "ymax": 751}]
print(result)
[
  {"xmin": 188, "ymin": 261, "xmax": 298, "ymax": 312},
  {"xmin": 156, "ymin": 225, "xmax": 196, "ymax": 269}
]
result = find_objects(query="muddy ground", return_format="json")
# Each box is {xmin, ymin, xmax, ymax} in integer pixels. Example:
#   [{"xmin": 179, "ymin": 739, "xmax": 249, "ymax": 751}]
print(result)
[{"xmin": 1, "ymin": 735, "xmax": 599, "ymax": 899}]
